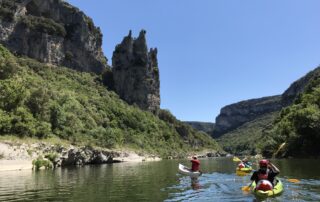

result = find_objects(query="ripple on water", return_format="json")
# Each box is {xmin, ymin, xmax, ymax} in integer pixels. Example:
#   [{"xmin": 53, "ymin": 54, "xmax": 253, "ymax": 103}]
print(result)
[
  {"xmin": 165, "ymin": 172, "xmax": 256, "ymax": 202},
  {"xmin": 165, "ymin": 172, "xmax": 320, "ymax": 202}
]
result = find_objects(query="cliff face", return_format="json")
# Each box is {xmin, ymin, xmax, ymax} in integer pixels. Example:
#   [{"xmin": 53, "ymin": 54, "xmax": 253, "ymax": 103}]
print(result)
[
  {"xmin": 281, "ymin": 66, "xmax": 320, "ymax": 105},
  {"xmin": 213, "ymin": 67, "xmax": 320, "ymax": 138},
  {"xmin": 112, "ymin": 30, "xmax": 160, "ymax": 113},
  {"xmin": 184, "ymin": 121, "xmax": 215, "ymax": 134},
  {"xmin": 0, "ymin": 0, "xmax": 107, "ymax": 73},
  {"xmin": 213, "ymin": 96, "xmax": 283, "ymax": 137}
]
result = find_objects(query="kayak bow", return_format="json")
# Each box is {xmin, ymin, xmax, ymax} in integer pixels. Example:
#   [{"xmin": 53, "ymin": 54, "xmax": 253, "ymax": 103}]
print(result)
[
  {"xmin": 251, "ymin": 178, "xmax": 284, "ymax": 198},
  {"xmin": 178, "ymin": 164, "xmax": 201, "ymax": 177}
]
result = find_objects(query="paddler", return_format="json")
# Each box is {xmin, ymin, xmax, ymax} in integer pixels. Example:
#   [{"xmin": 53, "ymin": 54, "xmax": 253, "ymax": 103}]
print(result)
[
  {"xmin": 190, "ymin": 156, "xmax": 200, "ymax": 172},
  {"xmin": 250, "ymin": 159, "xmax": 280, "ymax": 191}
]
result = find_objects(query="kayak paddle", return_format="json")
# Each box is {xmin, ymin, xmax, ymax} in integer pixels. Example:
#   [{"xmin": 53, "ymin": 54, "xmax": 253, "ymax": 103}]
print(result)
[
  {"xmin": 287, "ymin": 179, "xmax": 300, "ymax": 183},
  {"xmin": 242, "ymin": 181, "xmax": 253, "ymax": 192}
]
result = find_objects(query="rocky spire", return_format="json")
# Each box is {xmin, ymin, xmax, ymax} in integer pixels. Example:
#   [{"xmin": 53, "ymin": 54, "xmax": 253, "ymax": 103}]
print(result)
[{"xmin": 112, "ymin": 30, "xmax": 160, "ymax": 113}]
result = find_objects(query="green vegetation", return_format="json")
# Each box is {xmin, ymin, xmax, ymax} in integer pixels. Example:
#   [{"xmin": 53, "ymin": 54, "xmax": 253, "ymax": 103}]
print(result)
[
  {"xmin": 20, "ymin": 15, "xmax": 66, "ymax": 37},
  {"xmin": 217, "ymin": 112, "xmax": 277, "ymax": 155},
  {"xmin": 0, "ymin": 44, "xmax": 221, "ymax": 157},
  {"xmin": 0, "ymin": 1, "xmax": 17, "ymax": 22},
  {"xmin": 262, "ymin": 68, "xmax": 320, "ymax": 157},
  {"xmin": 32, "ymin": 156, "xmax": 52, "ymax": 170},
  {"xmin": 44, "ymin": 153, "xmax": 59, "ymax": 163}
]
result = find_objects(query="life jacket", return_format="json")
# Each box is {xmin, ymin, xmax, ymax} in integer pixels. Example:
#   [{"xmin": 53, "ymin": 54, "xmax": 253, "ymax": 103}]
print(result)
[
  {"xmin": 191, "ymin": 159, "xmax": 200, "ymax": 171},
  {"xmin": 238, "ymin": 163, "xmax": 245, "ymax": 168},
  {"xmin": 257, "ymin": 169, "xmax": 269, "ymax": 180},
  {"xmin": 256, "ymin": 180, "xmax": 273, "ymax": 191}
]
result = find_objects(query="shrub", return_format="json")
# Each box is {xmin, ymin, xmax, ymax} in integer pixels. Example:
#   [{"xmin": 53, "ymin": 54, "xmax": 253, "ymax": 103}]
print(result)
[
  {"xmin": 20, "ymin": 16, "xmax": 66, "ymax": 37},
  {"xmin": 32, "ymin": 156, "xmax": 52, "ymax": 170}
]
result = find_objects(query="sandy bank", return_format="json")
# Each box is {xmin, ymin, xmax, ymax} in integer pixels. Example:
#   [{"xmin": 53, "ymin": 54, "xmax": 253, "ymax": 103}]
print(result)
[{"xmin": 0, "ymin": 160, "xmax": 33, "ymax": 171}]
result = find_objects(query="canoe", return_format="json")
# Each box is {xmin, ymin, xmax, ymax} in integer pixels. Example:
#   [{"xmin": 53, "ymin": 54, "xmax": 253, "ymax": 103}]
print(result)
[
  {"xmin": 251, "ymin": 178, "xmax": 284, "ymax": 198},
  {"xmin": 236, "ymin": 167, "xmax": 253, "ymax": 173},
  {"xmin": 178, "ymin": 164, "xmax": 201, "ymax": 177}
]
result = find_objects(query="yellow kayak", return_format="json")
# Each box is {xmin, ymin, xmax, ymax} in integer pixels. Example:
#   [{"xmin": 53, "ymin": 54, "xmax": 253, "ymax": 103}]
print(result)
[
  {"xmin": 233, "ymin": 157, "xmax": 241, "ymax": 162},
  {"xmin": 251, "ymin": 178, "xmax": 284, "ymax": 198},
  {"xmin": 236, "ymin": 167, "xmax": 253, "ymax": 173}
]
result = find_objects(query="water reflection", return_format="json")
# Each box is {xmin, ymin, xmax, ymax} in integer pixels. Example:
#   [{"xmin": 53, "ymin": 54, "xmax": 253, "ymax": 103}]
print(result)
[
  {"xmin": 0, "ymin": 158, "xmax": 320, "ymax": 201},
  {"xmin": 191, "ymin": 177, "xmax": 201, "ymax": 190}
]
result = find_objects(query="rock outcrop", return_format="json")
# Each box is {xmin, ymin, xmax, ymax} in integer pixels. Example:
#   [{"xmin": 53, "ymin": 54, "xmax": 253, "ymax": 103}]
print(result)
[
  {"xmin": 213, "ymin": 96, "xmax": 283, "ymax": 138},
  {"xmin": 0, "ymin": 0, "xmax": 107, "ymax": 73},
  {"xmin": 112, "ymin": 30, "xmax": 160, "ymax": 113}
]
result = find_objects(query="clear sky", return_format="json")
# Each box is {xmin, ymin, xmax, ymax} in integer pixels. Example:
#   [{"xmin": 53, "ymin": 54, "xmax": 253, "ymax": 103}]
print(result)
[{"xmin": 68, "ymin": 0, "xmax": 320, "ymax": 122}]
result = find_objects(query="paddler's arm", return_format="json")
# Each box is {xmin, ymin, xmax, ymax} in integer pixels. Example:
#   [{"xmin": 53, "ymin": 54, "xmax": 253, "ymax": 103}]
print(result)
[{"xmin": 268, "ymin": 162, "xmax": 280, "ymax": 173}]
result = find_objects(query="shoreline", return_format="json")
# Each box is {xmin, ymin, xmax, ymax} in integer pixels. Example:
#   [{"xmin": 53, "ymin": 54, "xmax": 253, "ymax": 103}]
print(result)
[
  {"xmin": 0, "ymin": 141, "xmax": 162, "ymax": 172},
  {"xmin": 0, "ymin": 140, "xmax": 225, "ymax": 172}
]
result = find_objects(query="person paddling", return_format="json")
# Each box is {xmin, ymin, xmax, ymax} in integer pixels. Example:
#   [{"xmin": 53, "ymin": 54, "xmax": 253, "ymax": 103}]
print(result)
[
  {"xmin": 190, "ymin": 156, "xmax": 200, "ymax": 172},
  {"xmin": 238, "ymin": 157, "xmax": 252, "ymax": 169},
  {"xmin": 242, "ymin": 157, "xmax": 252, "ymax": 168},
  {"xmin": 250, "ymin": 159, "xmax": 280, "ymax": 191}
]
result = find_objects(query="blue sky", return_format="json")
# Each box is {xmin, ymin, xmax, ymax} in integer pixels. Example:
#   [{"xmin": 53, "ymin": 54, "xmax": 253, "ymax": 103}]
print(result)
[{"xmin": 68, "ymin": 0, "xmax": 320, "ymax": 122}]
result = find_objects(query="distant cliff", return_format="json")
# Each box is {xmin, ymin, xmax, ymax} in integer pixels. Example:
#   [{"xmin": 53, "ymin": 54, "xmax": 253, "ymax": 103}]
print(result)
[
  {"xmin": 112, "ymin": 30, "xmax": 160, "ymax": 113},
  {"xmin": 212, "ymin": 95, "xmax": 283, "ymax": 138},
  {"xmin": 213, "ymin": 67, "xmax": 320, "ymax": 138},
  {"xmin": 184, "ymin": 121, "xmax": 214, "ymax": 134},
  {"xmin": 0, "ymin": 0, "xmax": 107, "ymax": 73}
]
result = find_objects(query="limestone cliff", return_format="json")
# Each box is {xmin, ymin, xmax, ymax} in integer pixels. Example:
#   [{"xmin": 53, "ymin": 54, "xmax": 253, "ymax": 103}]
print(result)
[
  {"xmin": 184, "ymin": 121, "xmax": 214, "ymax": 134},
  {"xmin": 213, "ymin": 66, "xmax": 320, "ymax": 138},
  {"xmin": 0, "ymin": 0, "xmax": 107, "ymax": 73},
  {"xmin": 213, "ymin": 96, "xmax": 282, "ymax": 137},
  {"xmin": 112, "ymin": 30, "xmax": 160, "ymax": 113},
  {"xmin": 281, "ymin": 66, "xmax": 320, "ymax": 105}
]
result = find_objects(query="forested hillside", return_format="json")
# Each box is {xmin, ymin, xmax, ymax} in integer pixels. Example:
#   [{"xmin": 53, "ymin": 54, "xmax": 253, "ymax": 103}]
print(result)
[{"xmin": 0, "ymin": 45, "xmax": 221, "ymax": 157}]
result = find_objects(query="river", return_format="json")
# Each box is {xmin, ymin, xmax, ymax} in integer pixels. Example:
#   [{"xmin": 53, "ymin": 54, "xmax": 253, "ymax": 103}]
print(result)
[{"xmin": 0, "ymin": 158, "xmax": 319, "ymax": 201}]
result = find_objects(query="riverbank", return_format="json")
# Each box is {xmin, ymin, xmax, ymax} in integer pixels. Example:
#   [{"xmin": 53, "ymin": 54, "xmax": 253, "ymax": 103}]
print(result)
[
  {"xmin": 0, "ymin": 137, "xmax": 226, "ymax": 172},
  {"xmin": 0, "ymin": 141, "xmax": 162, "ymax": 172}
]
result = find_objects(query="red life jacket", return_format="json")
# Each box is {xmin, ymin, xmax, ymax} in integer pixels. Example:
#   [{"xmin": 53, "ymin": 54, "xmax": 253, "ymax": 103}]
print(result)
[
  {"xmin": 258, "ymin": 172, "xmax": 268, "ymax": 180},
  {"xmin": 238, "ymin": 163, "xmax": 245, "ymax": 168},
  {"xmin": 191, "ymin": 159, "xmax": 200, "ymax": 171},
  {"xmin": 258, "ymin": 169, "xmax": 269, "ymax": 180}
]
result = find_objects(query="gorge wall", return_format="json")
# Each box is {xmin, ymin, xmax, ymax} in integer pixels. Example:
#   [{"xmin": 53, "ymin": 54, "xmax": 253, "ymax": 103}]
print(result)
[
  {"xmin": 212, "ymin": 95, "xmax": 283, "ymax": 138},
  {"xmin": 0, "ymin": 0, "xmax": 161, "ymax": 113},
  {"xmin": 184, "ymin": 121, "xmax": 215, "ymax": 134},
  {"xmin": 0, "ymin": 0, "xmax": 107, "ymax": 73},
  {"xmin": 213, "ymin": 66, "xmax": 320, "ymax": 138}
]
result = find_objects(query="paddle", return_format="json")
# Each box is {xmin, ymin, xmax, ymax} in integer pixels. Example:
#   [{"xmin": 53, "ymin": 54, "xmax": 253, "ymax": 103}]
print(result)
[
  {"xmin": 242, "ymin": 181, "xmax": 253, "ymax": 192},
  {"xmin": 287, "ymin": 178, "xmax": 300, "ymax": 183}
]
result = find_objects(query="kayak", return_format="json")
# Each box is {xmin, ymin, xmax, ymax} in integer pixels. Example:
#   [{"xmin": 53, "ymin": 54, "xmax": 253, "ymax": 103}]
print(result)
[
  {"xmin": 233, "ymin": 157, "xmax": 241, "ymax": 162},
  {"xmin": 236, "ymin": 170, "xmax": 250, "ymax": 176},
  {"xmin": 178, "ymin": 164, "xmax": 201, "ymax": 177},
  {"xmin": 251, "ymin": 178, "xmax": 284, "ymax": 198},
  {"xmin": 236, "ymin": 167, "xmax": 253, "ymax": 173}
]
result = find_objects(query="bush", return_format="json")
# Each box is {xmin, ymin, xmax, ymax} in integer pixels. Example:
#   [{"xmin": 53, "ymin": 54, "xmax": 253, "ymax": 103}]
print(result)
[
  {"xmin": 0, "ymin": 47, "xmax": 19, "ymax": 79},
  {"xmin": 0, "ymin": 80, "xmax": 26, "ymax": 111},
  {"xmin": 20, "ymin": 16, "xmax": 66, "ymax": 37},
  {"xmin": 32, "ymin": 156, "xmax": 52, "ymax": 170}
]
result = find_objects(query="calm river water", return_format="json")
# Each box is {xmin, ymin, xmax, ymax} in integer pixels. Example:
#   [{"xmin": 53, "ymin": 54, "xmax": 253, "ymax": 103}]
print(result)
[{"xmin": 0, "ymin": 158, "xmax": 320, "ymax": 201}]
